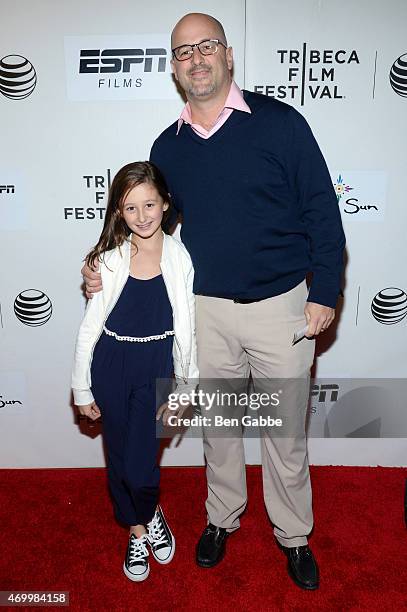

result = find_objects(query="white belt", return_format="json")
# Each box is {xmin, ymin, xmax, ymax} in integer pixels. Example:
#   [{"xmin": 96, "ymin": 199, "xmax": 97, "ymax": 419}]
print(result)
[{"xmin": 103, "ymin": 326, "xmax": 175, "ymax": 343}]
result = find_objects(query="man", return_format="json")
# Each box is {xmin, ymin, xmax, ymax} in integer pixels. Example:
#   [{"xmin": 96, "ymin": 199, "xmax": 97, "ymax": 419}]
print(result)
[{"xmin": 83, "ymin": 13, "xmax": 345, "ymax": 590}]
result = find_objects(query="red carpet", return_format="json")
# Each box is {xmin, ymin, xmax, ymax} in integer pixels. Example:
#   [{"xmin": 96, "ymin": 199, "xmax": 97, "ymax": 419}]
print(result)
[{"xmin": 0, "ymin": 466, "xmax": 406, "ymax": 611}]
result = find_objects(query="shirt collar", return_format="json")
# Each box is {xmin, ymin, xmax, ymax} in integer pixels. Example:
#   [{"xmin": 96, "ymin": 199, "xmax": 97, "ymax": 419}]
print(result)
[{"xmin": 176, "ymin": 81, "xmax": 251, "ymax": 135}]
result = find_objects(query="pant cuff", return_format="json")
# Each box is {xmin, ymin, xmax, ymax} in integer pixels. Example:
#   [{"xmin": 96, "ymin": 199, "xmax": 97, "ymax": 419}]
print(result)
[
  {"xmin": 275, "ymin": 535, "xmax": 308, "ymax": 548},
  {"xmin": 206, "ymin": 517, "xmax": 240, "ymax": 533}
]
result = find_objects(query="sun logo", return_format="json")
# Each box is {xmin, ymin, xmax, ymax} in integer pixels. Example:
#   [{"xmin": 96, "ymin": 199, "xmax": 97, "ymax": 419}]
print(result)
[{"xmin": 334, "ymin": 174, "xmax": 353, "ymax": 202}]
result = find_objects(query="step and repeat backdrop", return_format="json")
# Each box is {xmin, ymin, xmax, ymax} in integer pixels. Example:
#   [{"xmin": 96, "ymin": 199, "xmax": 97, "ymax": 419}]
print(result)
[{"xmin": 1, "ymin": 0, "xmax": 406, "ymax": 467}]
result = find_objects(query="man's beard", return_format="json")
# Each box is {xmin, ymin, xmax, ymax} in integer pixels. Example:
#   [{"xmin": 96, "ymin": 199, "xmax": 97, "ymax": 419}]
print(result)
[
  {"xmin": 187, "ymin": 82, "xmax": 216, "ymax": 97},
  {"xmin": 186, "ymin": 63, "xmax": 216, "ymax": 98}
]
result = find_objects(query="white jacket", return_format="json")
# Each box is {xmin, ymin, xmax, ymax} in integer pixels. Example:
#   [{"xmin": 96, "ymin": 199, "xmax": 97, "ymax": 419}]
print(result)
[{"xmin": 72, "ymin": 232, "xmax": 199, "ymax": 406}]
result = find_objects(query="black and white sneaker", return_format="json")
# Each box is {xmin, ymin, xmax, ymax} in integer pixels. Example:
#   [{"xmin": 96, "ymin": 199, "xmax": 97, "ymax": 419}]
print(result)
[
  {"xmin": 147, "ymin": 506, "xmax": 175, "ymax": 564},
  {"xmin": 123, "ymin": 534, "xmax": 150, "ymax": 582}
]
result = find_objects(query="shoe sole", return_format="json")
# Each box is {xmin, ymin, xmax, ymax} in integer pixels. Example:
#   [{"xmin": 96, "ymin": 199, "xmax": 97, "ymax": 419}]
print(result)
[
  {"xmin": 151, "ymin": 535, "xmax": 176, "ymax": 565},
  {"xmin": 287, "ymin": 565, "xmax": 319, "ymax": 590},
  {"xmin": 123, "ymin": 562, "xmax": 150, "ymax": 582}
]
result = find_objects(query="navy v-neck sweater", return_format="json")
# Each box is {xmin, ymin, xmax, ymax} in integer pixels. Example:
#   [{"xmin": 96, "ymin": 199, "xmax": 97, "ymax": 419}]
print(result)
[{"xmin": 150, "ymin": 90, "xmax": 345, "ymax": 308}]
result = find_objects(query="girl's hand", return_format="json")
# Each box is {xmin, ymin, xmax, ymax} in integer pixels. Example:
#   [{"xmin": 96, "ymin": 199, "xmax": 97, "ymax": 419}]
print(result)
[
  {"xmin": 77, "ymin": 402, "xmax": 101, "ymax": 421},
  {"xmin": 156, "ymin": 401, "xmax": 190, "ymax": 426},
  {"xmin": 156, "ymin": 402, "xmax": 171, "ymax": 426}
]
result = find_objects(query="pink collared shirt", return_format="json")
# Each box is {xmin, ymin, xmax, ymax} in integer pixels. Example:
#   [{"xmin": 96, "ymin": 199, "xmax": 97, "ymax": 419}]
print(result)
[{"xmin": 176, "ymin": 80, "xmax": 251, "ymax": 139}]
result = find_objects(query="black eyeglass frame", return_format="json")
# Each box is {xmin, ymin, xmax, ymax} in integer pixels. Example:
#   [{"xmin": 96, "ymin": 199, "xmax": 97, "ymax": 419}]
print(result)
[{"xmin": 171, "ymin": 39, "xmax": 228, "ymax": 61}]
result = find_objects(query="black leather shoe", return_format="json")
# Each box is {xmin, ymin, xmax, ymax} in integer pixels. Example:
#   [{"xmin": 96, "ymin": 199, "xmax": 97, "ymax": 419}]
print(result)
[
  {"xmin": 196, "ymin": 523, "xmax": 228, "ymax": 568},
  {"xmin": 282, "ymin": 545, "xmax": 319, "ymax": 590}
]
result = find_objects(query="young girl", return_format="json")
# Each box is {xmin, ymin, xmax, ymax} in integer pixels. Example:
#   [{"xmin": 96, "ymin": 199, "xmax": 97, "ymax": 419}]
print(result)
[{"xmin": 71, "ymin": 161, "xmax": 198, "ymax": 582}]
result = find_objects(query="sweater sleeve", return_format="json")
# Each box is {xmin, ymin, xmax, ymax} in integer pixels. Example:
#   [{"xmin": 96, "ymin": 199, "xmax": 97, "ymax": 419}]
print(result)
[
  {"xmin": 184, "ymin": 252, "xmax": 199, "ymax": 382},
  {"xmin": 71, "ymin": 280, "xmax": 105, "ymax": 406},
  {"xmin": 171, "ymin": 248, "xmax": 199, "ymax": 403},
  {"xmin": 289, "ymin": 108, "xmax": 346, "ymax": 308}
]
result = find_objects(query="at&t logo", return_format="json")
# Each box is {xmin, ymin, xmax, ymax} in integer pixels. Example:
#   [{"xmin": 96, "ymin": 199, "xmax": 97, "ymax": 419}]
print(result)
[
  {"xmin": 14, "ymin": 290, "xmax": 52, "ymax": 326},
  {"xmin": 0, "ymin": 55, "xmax": 37, "ymax": 100},
  {"xmin": 371, "ymin": 288, "xmax": 407, "ymax": 325},
  {"xmin": 389, "ymin": 53, "xmax": 407, "ymax": 98}
]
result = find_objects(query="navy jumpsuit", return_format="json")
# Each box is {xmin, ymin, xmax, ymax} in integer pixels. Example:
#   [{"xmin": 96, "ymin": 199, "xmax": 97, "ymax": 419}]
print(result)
[{"xmin": 90, "ymin": 273, "xmax": 174, "ymax": 527}]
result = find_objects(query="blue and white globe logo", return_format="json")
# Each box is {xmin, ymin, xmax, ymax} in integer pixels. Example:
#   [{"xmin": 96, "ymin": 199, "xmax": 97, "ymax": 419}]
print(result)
[
  {"xmin": 14, "ymin": 289, "xmax": 52, "ymax": 326},
  {"xmin": 0, "ymin": 55, "xmax": 37, "ymax": 100},
  {"xmin": 371, "ymin": 287, "xmax": 407, "ymax": 325},
  {"xmin": 389, "ymin": 53, "xmax": 407, "ymax": 98}
]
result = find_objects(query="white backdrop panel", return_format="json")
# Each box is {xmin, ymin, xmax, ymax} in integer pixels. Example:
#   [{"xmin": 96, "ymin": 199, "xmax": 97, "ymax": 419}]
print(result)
[
  {"xmin": 245, "ymin": 0, "xmax": 407, "ymax": 465},
  {"xmin": 1, "ymin": 0, "xmax": 405, "ymax": 467},
  {"xmin": 0, "ymin": 0, "xmax": 245, "ymax": 467}
]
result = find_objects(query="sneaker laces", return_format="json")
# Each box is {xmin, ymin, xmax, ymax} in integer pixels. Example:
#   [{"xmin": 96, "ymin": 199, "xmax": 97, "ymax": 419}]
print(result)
[
  {"xmin": 129, "ymin": 535, "xmax": 149, "ymax": 563},
  {"xmin": 148, "ymin": 512, "xmax": 168, "ymax": 546}
]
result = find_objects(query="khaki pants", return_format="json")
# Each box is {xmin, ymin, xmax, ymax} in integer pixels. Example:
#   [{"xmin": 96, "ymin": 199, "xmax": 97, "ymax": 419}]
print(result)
[{"xmin": 196, "ymin": 281, "xmax": 315, "ymax": 547}]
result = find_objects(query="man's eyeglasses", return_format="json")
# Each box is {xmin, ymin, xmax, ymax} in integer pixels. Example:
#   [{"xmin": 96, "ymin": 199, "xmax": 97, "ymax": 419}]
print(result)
[{"xmin": 172, "ymin": 39, "xmax": 227, "ymax": 62}]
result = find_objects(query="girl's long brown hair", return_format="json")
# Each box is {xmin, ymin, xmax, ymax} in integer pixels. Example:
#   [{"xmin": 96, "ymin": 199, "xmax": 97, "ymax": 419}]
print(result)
[{"xmin": 86, "ymin": 161, "xmax": 171, "ymax": 268}]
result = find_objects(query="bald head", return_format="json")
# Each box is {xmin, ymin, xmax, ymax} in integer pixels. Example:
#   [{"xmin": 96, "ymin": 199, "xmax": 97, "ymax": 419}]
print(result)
[
  {"xmin": 171, "ymin": 13, "xmax": 227, "ymax": 49},
  {"xmin": 170, "ymin": 12, "xmax": 233, "ymax": 104}
]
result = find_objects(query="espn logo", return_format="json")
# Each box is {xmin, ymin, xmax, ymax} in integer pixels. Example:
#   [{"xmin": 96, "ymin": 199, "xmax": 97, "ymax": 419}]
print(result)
[
  {"xmin": 0, "ymin": 185, "xmax": 15, "ymax": 194},
  {"xmin": 79, "ymin": 48, "xmax": 167, "ymax": 73}
]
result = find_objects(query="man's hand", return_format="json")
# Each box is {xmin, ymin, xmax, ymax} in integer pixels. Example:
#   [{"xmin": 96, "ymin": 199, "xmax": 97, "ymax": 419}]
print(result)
[
  {"xmin": 77, "ymin": 401, "xmax": 101, "ymax": 421},
  {"xmin": 304, "ymin": 302, "xmax": 335, "ymax": 337},
  {"xmin": 81, "ymin": 260, "xmax": 102, "ymax": 299},
  {"xmin": 156, "ymin": 400, "xmax": 191, "ymax": 426}
]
